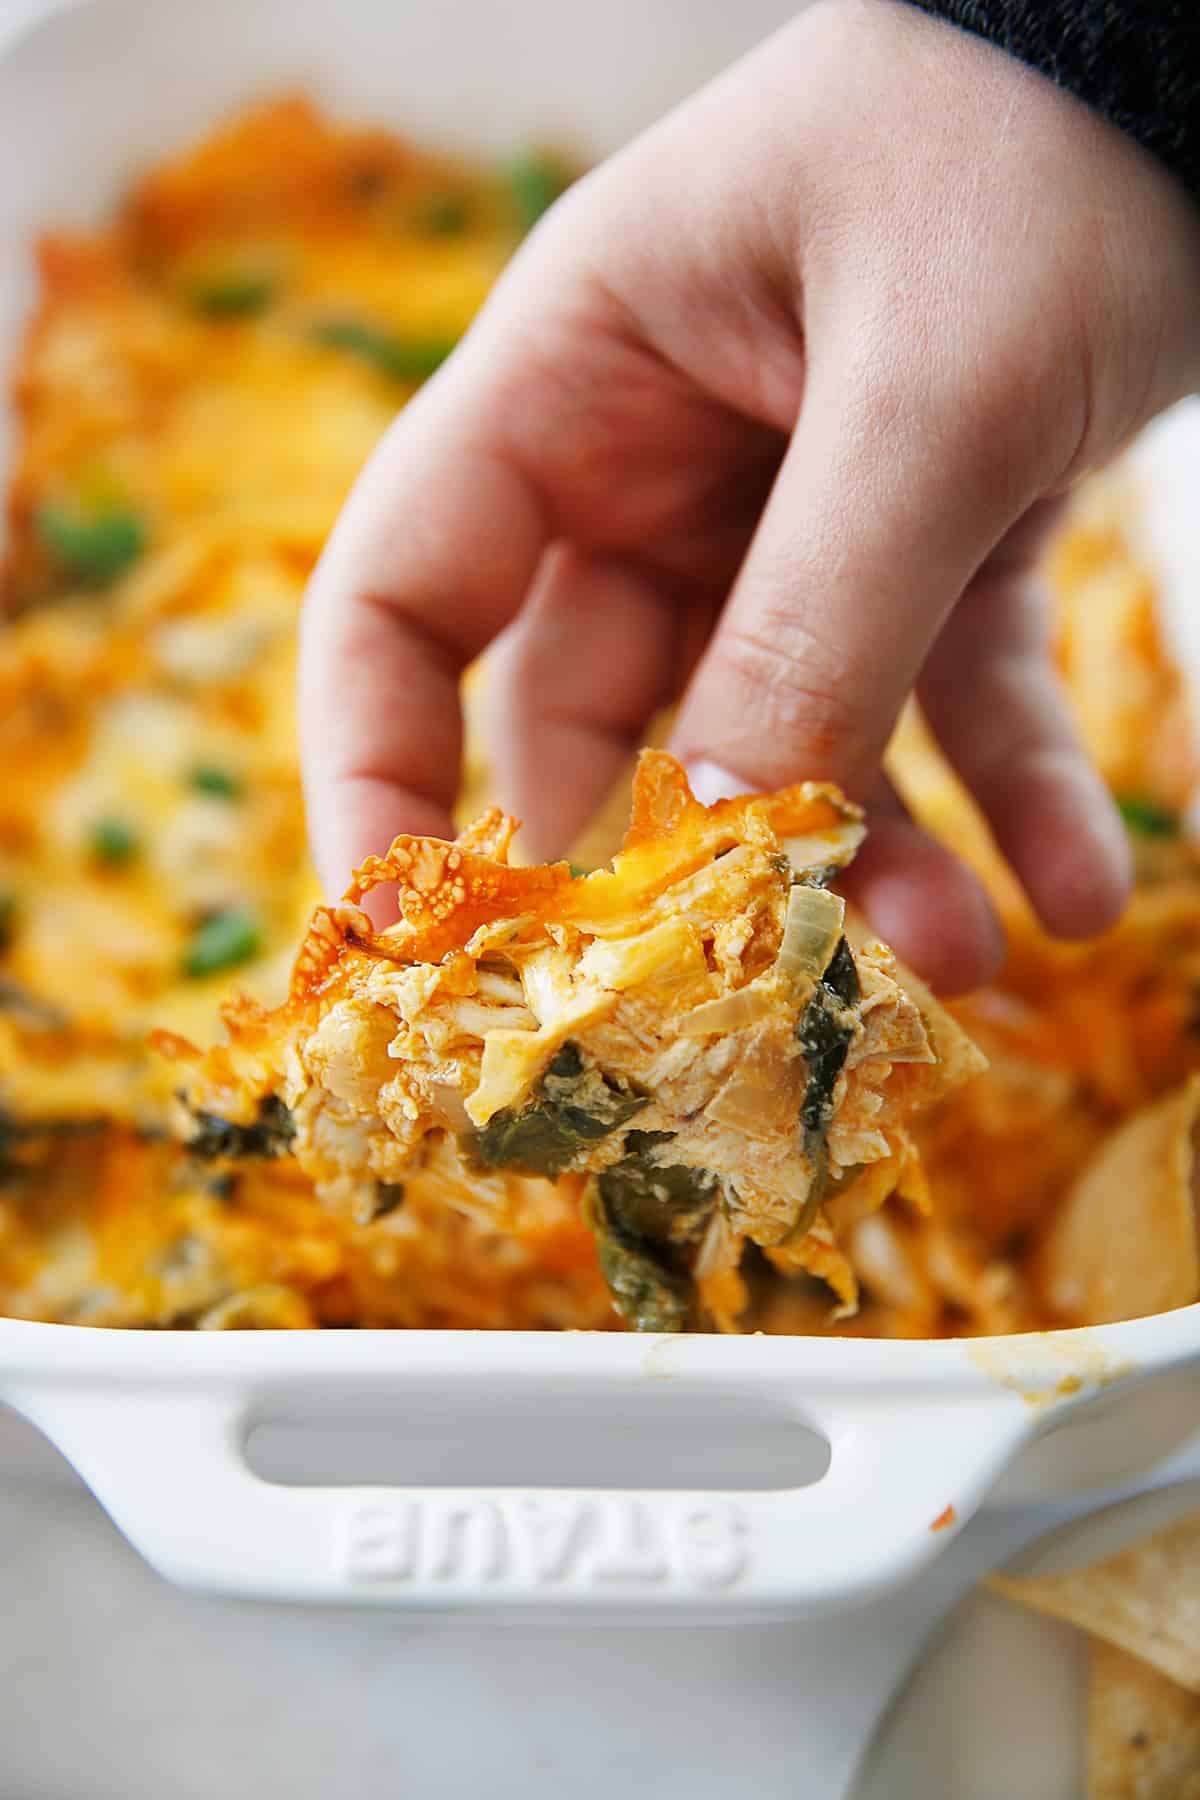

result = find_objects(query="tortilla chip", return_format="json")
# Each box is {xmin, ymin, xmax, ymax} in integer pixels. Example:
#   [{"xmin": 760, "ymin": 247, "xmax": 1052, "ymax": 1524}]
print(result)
[
  {"xmin": 887, "ymin": 702, "xmax": 1029, "ymax": 924},
  {"xmin": 1089, "ymin": 1639, "xmax": 1200, "ymax": 1798},
  {"xmin": 1038, "ymin": 1074, "xmax": 1200, "ymax": 1326},
  {"xmin": 1050, "ymin": 490, "xmax": 1200, "ymax": 817},
  {"xmin": 987, "ymin": 1507, "xmax": 1200, "ymax": 1692},
  {"xmin": 889, "ymin": 951, "xmax": 989, "ymax": 1102}
]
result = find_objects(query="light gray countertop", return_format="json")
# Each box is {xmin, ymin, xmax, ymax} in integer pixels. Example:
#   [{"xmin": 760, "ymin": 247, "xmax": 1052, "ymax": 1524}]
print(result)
[{"xmin": 0, "ymin": 1437, "xmax": 1097, "ymax": 1800}]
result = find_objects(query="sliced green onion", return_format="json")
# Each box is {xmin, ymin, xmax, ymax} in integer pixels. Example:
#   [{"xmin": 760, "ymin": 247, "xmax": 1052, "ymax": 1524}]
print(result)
[
  {"xmin": 183, "ymin": 907, "xmax": 261, "ymax": 979},
  {"xmin": 90, "ymin": 817, "xmax": 140, "ymax": 866},
  {"xmin": 1117, "ymin": 795, "xmax": 1180, "ymax": 840},
  {"xmin": 508, "ymin": 150, "xmax": 569, "ymax": 231},
  {"xmin": 35, "ymin": 504, "xmax": 145, "ymax": 588},
  {"xmin": 184, "ymin": 273, "xmax": 275, "ymax": 318},
  {"xmin": 310, "ymin": 317, "xmax": 456, "ymax": 383},
  {"xmin": 187, "ymin": 763, "xmax": 244, "ymax": 801},
  {"xmin": 416, "ymin": 195, "xmax": 469, "ymax": 236}
]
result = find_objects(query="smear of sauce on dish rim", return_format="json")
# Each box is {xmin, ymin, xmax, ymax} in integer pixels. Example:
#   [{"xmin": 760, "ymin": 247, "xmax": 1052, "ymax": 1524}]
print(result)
[
  {"xmin": 639, "ymin": 1334, "xmax": 683, "ymax": 1380},
  {"xmin": 967, "ymin": 1331, "xmax": 1137, "ymax": 1412}
]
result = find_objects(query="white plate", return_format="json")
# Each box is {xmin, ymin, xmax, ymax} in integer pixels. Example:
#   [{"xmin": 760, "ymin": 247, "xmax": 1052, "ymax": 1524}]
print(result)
[{"xmin": 856, "ymin": 1480, "xmax": 1200, "ymax": 1800}]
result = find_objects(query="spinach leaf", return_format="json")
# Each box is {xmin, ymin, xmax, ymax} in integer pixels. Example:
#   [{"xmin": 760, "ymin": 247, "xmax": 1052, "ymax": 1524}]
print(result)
[
  {"xmin": 585, "ymin": 1133, "xmax": 724, "ymax": 1333},
  {"xmin": 0, "ymin": 1109, "xmax": 104, "ymax": 1181},
  {"xmin": 798, "ymin": 935, "xmax": 860, "ymax": 1144},
  {"xmin": 598, "ymin": 1130, "xmax": 719, "ymax": 1249},
  {"xmin": 186, "ymin": 1093, "xmax": 295, "ymax": 1161},
  {"xmin": 371, "ymin": 1181, "xmax": 406, "ymax": 1218},
  {"xmin": 465, "ymin": 1041, "xmax": 647, "ymax": 1178},
  {"xmin": 585, "ymin": 1177, "xmax": 690, "ymax": 1334}
]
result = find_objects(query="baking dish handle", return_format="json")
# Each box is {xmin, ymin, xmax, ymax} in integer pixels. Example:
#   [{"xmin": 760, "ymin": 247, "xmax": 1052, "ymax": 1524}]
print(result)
[{"xmin": 7, "ymin": 1383, "xmax": 1029, "ymax": 1614}]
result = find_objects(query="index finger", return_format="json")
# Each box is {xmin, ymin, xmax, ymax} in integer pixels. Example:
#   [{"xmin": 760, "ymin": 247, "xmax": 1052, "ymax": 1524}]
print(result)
[{"xmin": 299, "ymin": 358, "xmax": 550, "ymax": 898}]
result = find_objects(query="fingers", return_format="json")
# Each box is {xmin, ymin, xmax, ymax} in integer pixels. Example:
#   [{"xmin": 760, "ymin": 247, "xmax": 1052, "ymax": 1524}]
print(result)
[
  {"xmin": 841, "ymin": 777, "xmax": 1006, "ymax": 995},
  {"xmin": 917, "ymin": 557, "xmax": 1132, "ymax": 940},
  {"xmin": 485, "ymin": 475, "xmax": 770, "ymax": 858},
  {"xmin": 664, "ymin": 316, "xmax": 1131, "ymax": 977},
  {"xmin": 669, "ymin": 329, "xmax": 1042, "ymax": 804},
  {"xmin": 299, "ymin": 366, "xmax": 551, "ymax": 899},
  {"xmin": 484, "ymin": 547, "xmax": 688, "ymax": 860},
  {"xmin": 297, "ymin": 163, "xmax": 785, "ymax": 899}
]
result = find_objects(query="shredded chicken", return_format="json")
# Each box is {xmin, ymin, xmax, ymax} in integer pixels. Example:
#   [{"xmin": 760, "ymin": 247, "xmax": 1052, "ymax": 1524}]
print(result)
[{"xmin": 166, "ymin": 752, "xmax": 984, "ymax": 1329}]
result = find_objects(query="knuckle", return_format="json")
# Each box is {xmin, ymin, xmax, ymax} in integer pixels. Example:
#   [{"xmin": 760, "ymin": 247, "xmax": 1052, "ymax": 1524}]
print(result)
[
  {"xmin": 712, "ymin": 617, "xmax": 869, "ymax": 767},
  {"xmin": 839, "ymin": 266, "xmax": 1089, "ymax": 517},
  {"xmin": 962, "ymin": 687, "xmax": 1076, "ymax": 801},
  {"xmin": 996, "ymin": 738, "xmax": 1086, "ymax": 798}
]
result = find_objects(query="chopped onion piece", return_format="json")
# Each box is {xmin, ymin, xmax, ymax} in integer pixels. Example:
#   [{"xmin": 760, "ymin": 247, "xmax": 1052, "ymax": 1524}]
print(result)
[
  {"xmin": 694, "ymin": 1205, "xmax": 740, "ymax": 1279},
  {"xmin": 780, "ymin": 821, "xmax": 866, "ymax": 876},
  {"xmin": 828, "ymin": 1125, "xmax": 891, "ymax": 1167},
  {"xmin": 678, "ymin": 984, "xmax": 775, "ymax": 1038},
  {"xmin": 467, "ymin": 1027, "xmax": 558, "ymax": 1125},
  {"xmin": 519, "ymin": 945, "xmax": 578, "ymax": 1024},
  {"xmin": 440, "ymin": 998, "xmax": 537, "ymax": 1040},
  {"xmin": 427, "ymin": 1083, "xmax": 476, "ymax": 1132},
  {"xmin": 708, "ymin": 1066, "xmax": 791, "ymax": 1139},
  {"xmin": 847, "ymin": 1213, "xmax": 927, "ymax": 1313},
  {"xmin": 776, "ymin": 885, "xmax": 845, "ymax": 985},
  {"xmin": 847, "ymin": 1007, "xmax": 933, "ymax": 1067},
  {"xmin": 474, "ymin": 967, "xmax": 527, "ymax": 1005}
]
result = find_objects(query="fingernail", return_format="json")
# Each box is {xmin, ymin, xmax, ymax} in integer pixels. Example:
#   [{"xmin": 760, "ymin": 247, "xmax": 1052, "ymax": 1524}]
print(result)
[{"xmin": 684, "ymin": 758, "xmax": 757, "ymax": 807}]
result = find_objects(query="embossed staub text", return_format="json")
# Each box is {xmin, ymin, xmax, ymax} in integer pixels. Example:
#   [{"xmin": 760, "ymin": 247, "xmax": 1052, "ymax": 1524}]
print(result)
[{"xmin": 334, "ymin": 1495, "xmax": 750, "ymax": 1591}]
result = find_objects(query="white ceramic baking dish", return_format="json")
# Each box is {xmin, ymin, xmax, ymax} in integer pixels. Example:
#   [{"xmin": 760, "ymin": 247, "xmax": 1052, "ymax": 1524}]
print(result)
[{"xmin": 1, "ymin": 0, "xmax": 1200, "ymax": 1621}]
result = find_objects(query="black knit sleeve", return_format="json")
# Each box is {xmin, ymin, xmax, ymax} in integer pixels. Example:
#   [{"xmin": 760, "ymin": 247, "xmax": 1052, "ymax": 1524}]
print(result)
[{"xmin": 902, "ymin": 2, "xmax": 1200, "ymax": 204}]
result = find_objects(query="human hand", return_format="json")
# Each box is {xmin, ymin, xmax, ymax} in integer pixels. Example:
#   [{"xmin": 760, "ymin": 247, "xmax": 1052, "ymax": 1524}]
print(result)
[{"xmin": 300, "ymin": 0, "xmax": 1200, "ymax": 990}]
